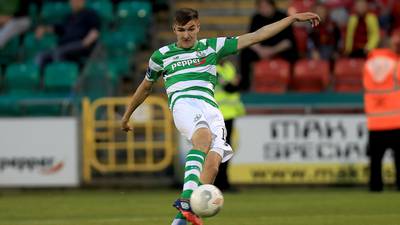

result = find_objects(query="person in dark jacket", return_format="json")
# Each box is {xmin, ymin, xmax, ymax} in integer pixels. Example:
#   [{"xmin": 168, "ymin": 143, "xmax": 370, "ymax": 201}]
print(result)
[
  {"xmin": 35, "ymin": 0, "xmax": 100, "ymax": 70},
  {"xmin": 239, "ymin": 0, "xmax": 298, "ymax": 91}
]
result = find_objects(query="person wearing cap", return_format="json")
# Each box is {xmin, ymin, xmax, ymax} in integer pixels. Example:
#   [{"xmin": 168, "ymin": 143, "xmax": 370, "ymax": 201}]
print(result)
[{"xmin": 363, "ymin": 29, "xmax": 400, "ymax": 192}]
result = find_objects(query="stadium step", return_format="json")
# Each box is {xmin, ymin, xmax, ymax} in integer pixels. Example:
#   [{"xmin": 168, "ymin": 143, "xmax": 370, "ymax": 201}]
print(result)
[
  {"xmin": 175, "ymin": 0, "xmax": 255, "ymax": 11},
  {"xmin": 201, "ymin": 15, "xmax": 250, "ymax": 26},
  {"xmin": 173, "ymin": 0, "xmax": 253, "ymax": 29},
  {"xmin": 156, "ymin": 0, "xmax": 255, "ymax": 44},
  {"xmin": 199, "ymin": 16, "xmax": 249, "ymax": 32}
]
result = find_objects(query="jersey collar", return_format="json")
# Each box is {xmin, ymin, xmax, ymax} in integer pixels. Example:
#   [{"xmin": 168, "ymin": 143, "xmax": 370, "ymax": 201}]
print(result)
[{"xmin": 174, "ymin": 40, "xmax": 199, "ymax": 50}]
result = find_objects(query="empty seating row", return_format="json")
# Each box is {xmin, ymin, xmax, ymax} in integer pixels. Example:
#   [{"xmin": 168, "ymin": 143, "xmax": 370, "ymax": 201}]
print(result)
[
  {"xmin": 253, "ymin": 58, "xmax": 365, "ymax": 93},
  {"xmin": 1, "ymin": 62, "xmax": 78, "ymax": 95},
  {"xmin": 0, "ymin": 62, "xmax": 80, "ymax": 116},
  {"xmin": 0, "ymin": 59, "xmax": 129, "ymax": 94}
]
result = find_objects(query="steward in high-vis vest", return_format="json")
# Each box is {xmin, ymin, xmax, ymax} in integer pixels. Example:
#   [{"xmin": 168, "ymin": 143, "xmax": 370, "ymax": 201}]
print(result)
[
  {"xmin": 363, "ymin": 29, "xmax": 400, "ymax": 192},
  {"xmin": 215, "ymin": 60, "xmax": 246, "ymax": 121},
  {"xmin": 213, "ymin": 60, "xmax": 245, "ymax": 192}
]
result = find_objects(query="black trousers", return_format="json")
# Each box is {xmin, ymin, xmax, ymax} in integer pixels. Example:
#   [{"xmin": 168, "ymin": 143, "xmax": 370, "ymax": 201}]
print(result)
[
  {"xmin": 239, "ymin": 48, "xmax": 260, "ymax": 92},
  {"xmin": 35, "ymin": 41, "xmax": 92, "ymax": 72},
  {"xmin": 368, "ymin": 129, "xmax": 400, "ymax": 191},
  {"xmin": 214, "ymin": 119, "xmax": 233, "ymax": 191}
]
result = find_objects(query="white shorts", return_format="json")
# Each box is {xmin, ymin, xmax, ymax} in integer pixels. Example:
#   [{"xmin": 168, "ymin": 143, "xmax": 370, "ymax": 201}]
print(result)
[{"xmin": 172, "ymin": 98, "xmax": 233, "ymax": 163}]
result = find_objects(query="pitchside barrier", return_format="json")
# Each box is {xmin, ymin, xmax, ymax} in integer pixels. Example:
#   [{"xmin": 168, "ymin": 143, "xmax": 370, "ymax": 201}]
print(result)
[
  {"xmin": 0, "ymin": 118, "xmax": 79, "ymax": 187},
  {"xmin": 178, "ymin": 114, "xmax": 396, "ymax": 185},
  {"xmin": 82, "ymin": 96, "xmax": 174, "ymax": 183},
  {"xmin": 229, "ymin": 115, "xmax": 395, "ymax": 185}
]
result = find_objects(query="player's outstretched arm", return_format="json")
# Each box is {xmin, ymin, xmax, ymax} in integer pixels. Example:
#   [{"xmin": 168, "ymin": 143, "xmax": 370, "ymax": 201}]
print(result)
[
  {"xmin": 237, "ymin": 12, "xmax": 320, "ymax": 50},
  {"xmin": 121, "ymin": 79, "xmax": 154, "ymax": 132}
]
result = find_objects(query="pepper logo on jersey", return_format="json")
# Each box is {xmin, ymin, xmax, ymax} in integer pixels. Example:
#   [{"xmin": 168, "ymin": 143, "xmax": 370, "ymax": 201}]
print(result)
[
  {"xmin": 194, "ymin": 58, "xmax": 206, "ymax": 66},
  {"xmin": 171, "ymin": 58, "xmax": 201, "ymax": 71}
]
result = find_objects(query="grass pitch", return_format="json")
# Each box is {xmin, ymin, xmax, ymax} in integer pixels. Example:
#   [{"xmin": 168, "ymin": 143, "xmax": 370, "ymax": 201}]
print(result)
[{"xmin": 0, "ymin": 188, "xmax": 399, "ymax": 225}]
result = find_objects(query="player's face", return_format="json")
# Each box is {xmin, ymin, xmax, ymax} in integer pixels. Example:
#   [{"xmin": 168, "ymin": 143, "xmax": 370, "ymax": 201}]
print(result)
[{"xmin": 173, "ymin": 19, "xmax": 200, "ymax": 49}]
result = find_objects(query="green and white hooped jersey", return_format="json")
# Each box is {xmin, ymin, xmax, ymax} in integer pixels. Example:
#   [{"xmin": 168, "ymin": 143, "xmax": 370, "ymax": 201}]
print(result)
[{"xmin": 145, "ymin": 37, "xmax": 239, "ymax": 110}]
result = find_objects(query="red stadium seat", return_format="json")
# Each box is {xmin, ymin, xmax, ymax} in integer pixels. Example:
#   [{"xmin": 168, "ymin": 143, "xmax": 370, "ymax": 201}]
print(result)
[
  {"xmin": 292, "ymin": 59, "xmax": 330, "ymax": 92},
  {"xmin": 252, "ymin": 59, "xmax": 290, "ymax": 93},
  {"xmin": 333, "ymin": 58, "xmax": 365, "ymax": 92}
]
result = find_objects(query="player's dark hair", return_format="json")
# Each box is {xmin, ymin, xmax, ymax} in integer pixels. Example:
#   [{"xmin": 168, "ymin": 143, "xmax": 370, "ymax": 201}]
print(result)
[
  {"xmin": 256, "ymin": 0, "xmax": 276, "ymax": 8},
  {"xmin": 174, "ymin": 8, "xmax": 199, "ymax": 26}
]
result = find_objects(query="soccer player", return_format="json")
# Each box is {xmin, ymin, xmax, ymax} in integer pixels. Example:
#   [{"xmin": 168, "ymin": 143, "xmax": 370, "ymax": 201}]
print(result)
[{"xmin": 121, "ymin": 8, "xmax": 320, "ymax": 225}]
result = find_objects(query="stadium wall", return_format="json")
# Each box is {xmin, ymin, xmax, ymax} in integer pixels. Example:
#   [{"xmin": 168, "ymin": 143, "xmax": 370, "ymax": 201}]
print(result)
[{"xmin": 230, "ymin": 115, "xmax": 395, "ymax": 184}]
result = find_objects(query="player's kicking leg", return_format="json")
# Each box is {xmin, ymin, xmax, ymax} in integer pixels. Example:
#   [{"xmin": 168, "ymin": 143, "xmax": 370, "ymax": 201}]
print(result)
[
  {"xmin": 172, "ymin": 151, "xmax": 223, "ymax": 225},
  {"xmin": 171, "ymin": 127, "xmax": 215, "ymax": 225}
]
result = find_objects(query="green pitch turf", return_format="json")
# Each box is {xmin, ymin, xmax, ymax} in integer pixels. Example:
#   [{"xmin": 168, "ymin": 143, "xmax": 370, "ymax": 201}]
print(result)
[{"xmin": 0, "ymin": 188, "xmax": 399, "ymax": 225}]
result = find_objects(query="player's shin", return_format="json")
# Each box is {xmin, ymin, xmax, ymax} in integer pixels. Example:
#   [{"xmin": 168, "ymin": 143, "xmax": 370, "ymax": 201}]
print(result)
[{"xmin": 181, "ymin": 149, "xmax": 206, "ymax": 199}]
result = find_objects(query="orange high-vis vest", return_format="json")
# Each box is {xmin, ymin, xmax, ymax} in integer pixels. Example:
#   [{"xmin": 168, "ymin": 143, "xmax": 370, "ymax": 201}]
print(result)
[{"xmin": 363, "ymin": 48, "xmax": 400, "ymax": 131}]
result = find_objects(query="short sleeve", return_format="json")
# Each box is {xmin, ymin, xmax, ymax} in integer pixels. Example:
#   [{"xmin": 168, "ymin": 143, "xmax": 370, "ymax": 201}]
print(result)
[
  {"xmin": 145, "ymin": 51, "xmax": 164, "ymax": 82},
  {"xmin": 214, "ymin": 37, "xmax": 239, "ymax": 60}
]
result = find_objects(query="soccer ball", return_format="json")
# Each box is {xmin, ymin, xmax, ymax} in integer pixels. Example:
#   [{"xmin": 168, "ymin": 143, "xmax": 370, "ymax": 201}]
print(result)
[{"xmin": 190, "ymin": 184, "xmax": 224, "ymax": 217}]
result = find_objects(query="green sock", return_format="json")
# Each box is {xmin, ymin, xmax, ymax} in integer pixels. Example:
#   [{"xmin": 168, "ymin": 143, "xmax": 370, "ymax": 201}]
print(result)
[
  {"xmin": 175, "ymin": 212, "xmax": 185, "ymax": 219},
  {"xmin": 180, "ymin": 149, "xmax": 206, "ymax": 199}
]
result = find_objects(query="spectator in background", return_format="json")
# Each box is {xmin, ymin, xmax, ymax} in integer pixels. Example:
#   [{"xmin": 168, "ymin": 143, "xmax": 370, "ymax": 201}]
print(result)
[
  {"xmin": 363, "ymin": 29, "xmax": 400, "ymax": 192},
  {"xmin": 239, "ymin": 0, "xmax": 297, "ymax": 91},
  {"xmin": 375, "ymin": 0, "xmax": 394, "ymax": 33},
  {"xmin": 35, "ymin": 0, "xmax": 100, "ymax": 71},
  {"xmin": 320, "ymin": 0, "xmax": 352, "ymax": 27},
  {"xmin": 344, "ymin": 0, "xmax": 380, "ymax": 58},
  {"xmin": 0, "ymin": 0, "xmax": 36, "ymax": 48},
  {"xmin": 308, "ymin": 3, "xmax": 341, "ymax": 61},
  {"xmin": 375, "ymin": 0, "xmax": 400, "ymax": 34},
  {"xmin": 390, "ymin": 1, "xmax": 400, "ymax": 31}
]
